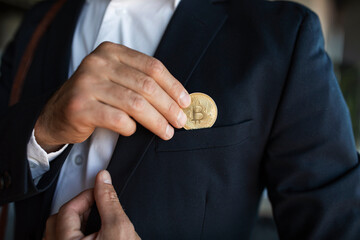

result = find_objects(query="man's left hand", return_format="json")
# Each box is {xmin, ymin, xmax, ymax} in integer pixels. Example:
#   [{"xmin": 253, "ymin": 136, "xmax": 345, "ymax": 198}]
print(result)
[{"xmin": 43, "ymin": 170, "xmax": 140, "ymax": 240}]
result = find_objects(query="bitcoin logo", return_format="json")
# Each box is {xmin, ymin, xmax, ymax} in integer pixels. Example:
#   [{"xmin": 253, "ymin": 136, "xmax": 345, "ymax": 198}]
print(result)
[
  {"xmin": 191, "ymin": 100, "xmax": 207, "ymax": 124},
  {"xmin": 183, "ymin": 93, "xmax": 217, "ymax": 130}
]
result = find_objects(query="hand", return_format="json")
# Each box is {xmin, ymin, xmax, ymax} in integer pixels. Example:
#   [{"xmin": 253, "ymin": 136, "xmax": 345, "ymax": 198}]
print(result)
[
  {"xmin": 43, "ymin": 170, "xmax": 140, "ymax": 240},
  {"xmin": 35, "ymin": 42, "xmax": 191, "ymax": 152}
]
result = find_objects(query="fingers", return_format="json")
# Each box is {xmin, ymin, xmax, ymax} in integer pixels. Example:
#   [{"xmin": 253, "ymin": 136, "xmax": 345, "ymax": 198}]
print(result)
[
  {"xmin": 94, "ymin": 170, "xmax": 139, "ymax": 239},
  {"xmin": 94, "ymin": 84, "xmax": 175, "ymax": 140},
  {"xmin": 88, "ymin": 101, "xmax": 137, "ymax": 137},
  {"xmin": 43, "ymin": 189, "xmax": 94, "ymax": 240},
  {"xmin": 44, "ymin": 171, "xmax": 140, "ymax": 240},
  {"xmin": 117, "ymin": 47, "xmax": 191, "ymax": 108},
  {"xmin": 46, "ymin": 42, "xmax": 191, "ymax": 144},
  {"xmin": 59, "ymin": 189, "xmax": 95, "ymax": 216},
  {"xmin": 43, "ymin": 214, "xmax": 57, "ymax": 240},
  {"xmin": 108, "ymin": 65, "xmax": 188, "ymax": 129},
  {"xmin": 94, "ymin": 42, "xmax": 191, "ymax": 111},
  {"xmin": 55, "ymin": 189, "xmax": 95, "ymax": 239},
  {"xmin": 94, "ymin": 170, "xmax": 126, "ymax": 226}
]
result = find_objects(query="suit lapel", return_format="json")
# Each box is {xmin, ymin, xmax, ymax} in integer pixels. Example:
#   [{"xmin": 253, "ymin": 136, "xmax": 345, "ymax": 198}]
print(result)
[
  {"xmin": 36, "ymin": 0, "xmax": 85, "ymax": 228},
  {"xmin": 154, "ymin": 0, "xmax": 228, "ymax": 86},
  {"xmin": 42, "ymin": 0, "xmax": 86, "ymax": 90},
  {"xmin": 24, "ymin": 0, "xmax": 84, "ymax": 238},
  {"xmin": 109, "ymin": 0, "xmax": 228, "ymax": 197},
  {"xmin": 85, "ymin": 0, "xmax": 228, "ymax": 233},
  {"xmin": 112, "ymin": 0, "xmax": 229, "ymax": 197},
  {"xmin": 112, "ymin": 0, "xmax": 229, "ymax": 199}
]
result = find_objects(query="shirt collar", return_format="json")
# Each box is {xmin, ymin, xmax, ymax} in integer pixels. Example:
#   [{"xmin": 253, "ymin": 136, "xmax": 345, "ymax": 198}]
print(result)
[{"xmin": 174, "ymin": 0, "xmax": 181, "ymax": 8}]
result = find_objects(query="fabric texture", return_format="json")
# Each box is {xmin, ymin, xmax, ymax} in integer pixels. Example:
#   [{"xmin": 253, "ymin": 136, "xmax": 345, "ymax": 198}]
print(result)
[
  {"xmin": 27, "ymin": 0, "xmax": 180, "ymax": 215},
  {"xmin": 0, "ymin": 0, "xmax": 360, "ymax": 239}
]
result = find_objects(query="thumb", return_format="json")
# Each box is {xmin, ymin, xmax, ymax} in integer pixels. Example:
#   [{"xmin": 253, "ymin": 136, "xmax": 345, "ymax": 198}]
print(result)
[{"xmin": 94, "ymin": 170, "xmax": 131, "ymax": 228}]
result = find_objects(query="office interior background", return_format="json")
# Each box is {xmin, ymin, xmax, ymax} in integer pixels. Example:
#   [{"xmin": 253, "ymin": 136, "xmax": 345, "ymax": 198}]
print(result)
[{"xmin": 0, "ymin": 0, "xmax": 359, "ymax": 239}]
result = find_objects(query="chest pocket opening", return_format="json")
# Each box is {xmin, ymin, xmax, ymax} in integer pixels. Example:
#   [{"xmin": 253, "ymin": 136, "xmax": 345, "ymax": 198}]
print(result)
[{"xmin": 156, "ymin": 119, "xmax": 253, "ymax": 152}]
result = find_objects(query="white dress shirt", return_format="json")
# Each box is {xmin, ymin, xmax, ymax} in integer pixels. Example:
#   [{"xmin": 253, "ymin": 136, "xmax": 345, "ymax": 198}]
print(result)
[{"xmin": 27, "ymin": 0, "xmax": 181, "ymax": 214}]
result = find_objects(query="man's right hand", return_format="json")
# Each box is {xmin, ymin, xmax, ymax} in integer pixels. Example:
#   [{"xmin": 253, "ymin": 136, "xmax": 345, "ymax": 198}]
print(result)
[{"xmin": 34, "ymin": 42, "xmax": 191, "ymax": 152}]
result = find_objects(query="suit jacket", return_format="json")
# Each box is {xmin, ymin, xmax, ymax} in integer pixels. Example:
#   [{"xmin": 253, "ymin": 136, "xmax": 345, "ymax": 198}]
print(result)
[{"xmin": 1, "ymin": 0, "xmax": 360, "ymax": 239}]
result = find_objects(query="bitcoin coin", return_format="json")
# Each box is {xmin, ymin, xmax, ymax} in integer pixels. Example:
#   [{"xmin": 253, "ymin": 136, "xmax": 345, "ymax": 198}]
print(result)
[{"xmin": 183, "ymin": 93, "xmax": 218, "ymax": 130}]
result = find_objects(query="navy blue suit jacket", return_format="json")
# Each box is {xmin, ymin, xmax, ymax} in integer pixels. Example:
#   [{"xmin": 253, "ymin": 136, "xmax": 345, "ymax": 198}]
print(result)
[{"xmin": 1, "ymin": 0, "xmax": 360, "ymax": 239}]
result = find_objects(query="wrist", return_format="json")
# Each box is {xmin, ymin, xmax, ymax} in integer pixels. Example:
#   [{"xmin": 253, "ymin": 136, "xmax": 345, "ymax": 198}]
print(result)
[{"xmin": 34, "ymin": 117, "xmax": 64, "ymax": 153}]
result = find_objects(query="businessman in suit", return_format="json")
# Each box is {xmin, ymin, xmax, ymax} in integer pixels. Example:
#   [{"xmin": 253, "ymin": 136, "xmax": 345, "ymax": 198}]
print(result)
[{"xmin": 1, "ymin": 0, "xmax": 360, "ymax": 239}]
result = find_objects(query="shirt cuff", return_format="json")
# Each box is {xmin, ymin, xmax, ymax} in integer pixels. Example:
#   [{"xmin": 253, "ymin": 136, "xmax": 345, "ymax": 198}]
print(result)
[{"xmin": 27, "ymin": 129, "xmax": 68, "ymax": 180}]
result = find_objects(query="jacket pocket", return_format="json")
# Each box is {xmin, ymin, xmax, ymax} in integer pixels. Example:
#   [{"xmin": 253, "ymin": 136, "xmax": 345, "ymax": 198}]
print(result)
[{"xmin": 156, "ymin": 119, "xmax": 253, "ymax": 152}]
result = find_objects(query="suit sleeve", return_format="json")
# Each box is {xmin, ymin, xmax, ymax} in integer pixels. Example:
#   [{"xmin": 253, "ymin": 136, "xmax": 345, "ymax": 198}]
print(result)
[
  {"xmin": 264, "ymin": 10, "xmax": 360, "ymax": 239},
  {"xmin": 0, "ymin": 2, "xmax": 71, "ymax": 205}
]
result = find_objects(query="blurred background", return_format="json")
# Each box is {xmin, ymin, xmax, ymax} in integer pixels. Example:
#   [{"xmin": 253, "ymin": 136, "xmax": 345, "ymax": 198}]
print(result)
[{"xmin": 0, "ymin": 0, "xmax": 359, "ymax": 239}]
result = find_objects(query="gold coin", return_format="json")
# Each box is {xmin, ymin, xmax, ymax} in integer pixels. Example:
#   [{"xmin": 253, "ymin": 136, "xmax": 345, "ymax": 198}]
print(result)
[{"xmin": 183, "ymin": 92, "xmax": 218, "ymax": 130}]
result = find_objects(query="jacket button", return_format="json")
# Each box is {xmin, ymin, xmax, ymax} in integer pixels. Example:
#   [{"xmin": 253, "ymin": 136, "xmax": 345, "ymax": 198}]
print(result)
[{"xmin": 4, "ymin": 172, "xmax": 11, "ymax": 189}]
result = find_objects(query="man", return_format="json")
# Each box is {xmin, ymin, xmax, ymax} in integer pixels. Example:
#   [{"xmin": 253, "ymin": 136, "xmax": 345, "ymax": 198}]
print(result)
[{"xmin": 1, "ymin": 0, "xmax": 360, "ymax": 239}]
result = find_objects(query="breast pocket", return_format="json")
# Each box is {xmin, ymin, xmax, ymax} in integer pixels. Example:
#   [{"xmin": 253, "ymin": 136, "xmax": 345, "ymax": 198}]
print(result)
[{"xmin": 155, "ymin": 119, "xmax": 253, "ymax": 152}]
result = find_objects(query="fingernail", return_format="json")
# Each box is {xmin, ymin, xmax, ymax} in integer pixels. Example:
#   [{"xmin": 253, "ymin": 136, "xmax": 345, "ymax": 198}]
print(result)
[
  {"xmin": 177, "ymin": 110, "xmax": 187, "ymax": 127},
  {"xmin": 165, "ymin": 125, "xmax": 174, "ymax": 140},
  {"xmin": 179, "ymin": 91, "xmax": 191, "ymax": 108},
  {"xmin": 100, "ymin": 170, "xmax": 112, "ymax": 184}
]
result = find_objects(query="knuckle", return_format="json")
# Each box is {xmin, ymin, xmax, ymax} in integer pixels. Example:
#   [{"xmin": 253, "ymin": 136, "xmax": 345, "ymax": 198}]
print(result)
[
  {"xmin": 147, "ymin": 57, "xmax": 164, "ymax": 77},
  {"xmin": 117, "ymin": 44, "xmax": 127, "ymax": 51},
  {"xmin": 156, "ymin": 117, "xmax": 167, "ymax": 132},
  {"xmin": 63, "ymin": 99, "xmax": 89, "ymax": 134},
  {"xmin": 168, "ymin": 102, "xmax": 179, "ymax": 115},
  {"xmin": 140, "ymin": 76, "xmax": 157, "ymax": 95},
  {"xmin": 73, "ymin": 74, "xmax": 92, "ymax": 90},
  {"xmin": 169, "ymin": 81, "xmax": 183, "ymax": 96},
  {"xmin": 111, "ymin": 112, "xmax": 126, "ymax": 127},
  {"xmin": 104, "ymin": 188, "xmax": 120, "ymax": 203},
  {"xmin": 112, "ymin": 113, "xmax": 136, "ymax": 136},
  {"xmin": 130, "ymin": 94, "xmax": 146, "ymax": 111},
  {"xmin": 123, "ymin": 122, "xmax": 137, "ymax": 137},
  {"xmin": 83, "ymin": 54, "xmax": 107, "ymax": 67},
  {"xmin": 66, "ymin": 95, "xmax": 84, "ymax": 115},
  {"xmin": 98, "ymin": 41, "xmax": 114, "ymax": 50}
]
